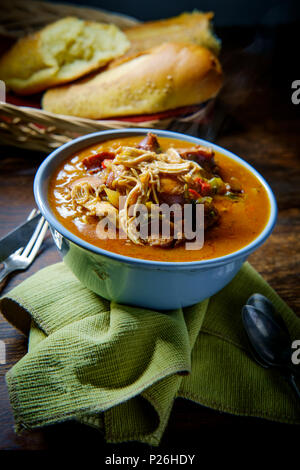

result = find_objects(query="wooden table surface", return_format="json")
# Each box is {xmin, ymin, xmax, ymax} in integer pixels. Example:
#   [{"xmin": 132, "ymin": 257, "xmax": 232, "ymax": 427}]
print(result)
[{"xmin": 0, "ymin": 26, "xmax": 299, "ymax": 451}]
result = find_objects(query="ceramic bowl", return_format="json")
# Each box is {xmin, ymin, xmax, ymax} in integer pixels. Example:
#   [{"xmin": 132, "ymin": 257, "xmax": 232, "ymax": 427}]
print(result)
[{"xmin": 34, "ymin": 129, "xmax": 277, "ymax": 310}]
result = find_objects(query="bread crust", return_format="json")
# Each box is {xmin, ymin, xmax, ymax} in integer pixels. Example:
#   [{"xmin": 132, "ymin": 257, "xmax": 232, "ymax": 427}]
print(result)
[
  {"xmin": 42, "ymin": 42, "xmax": 223, "ymax": 119},
  {"xmin": 0, "ymin": 17, "xmax": 129, "ymax": 95},
  {"xmin": 109, "ymin": 11, "xmax": 220, "ymax": 69}
]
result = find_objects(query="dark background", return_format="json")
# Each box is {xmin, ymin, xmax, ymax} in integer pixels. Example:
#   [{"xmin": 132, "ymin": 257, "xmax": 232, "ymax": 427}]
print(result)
[{"xmin": 48, "ymin": 0, "xmax": 300, "ymax": 25}]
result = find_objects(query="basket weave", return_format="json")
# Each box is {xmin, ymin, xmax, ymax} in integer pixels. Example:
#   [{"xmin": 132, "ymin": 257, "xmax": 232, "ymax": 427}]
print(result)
[
  {"xmin": 0, "ymin": 0, "xmax": 210, "ymax": 152},
  {"xmin": 0, "ymin": 0, "xmax": 139, "ymax": 38}
]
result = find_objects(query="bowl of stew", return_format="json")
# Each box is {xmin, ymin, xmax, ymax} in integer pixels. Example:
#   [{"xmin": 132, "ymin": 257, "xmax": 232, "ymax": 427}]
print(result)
[{"xmin": 34, "ymin": 129, "xmax": 277, "ymax": 310}]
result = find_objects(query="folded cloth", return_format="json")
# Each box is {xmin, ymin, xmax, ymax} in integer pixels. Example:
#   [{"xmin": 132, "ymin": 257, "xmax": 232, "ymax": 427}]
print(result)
[{"xmin": 0, "ymin": 262, "xmax": 299, "ymax": 445}]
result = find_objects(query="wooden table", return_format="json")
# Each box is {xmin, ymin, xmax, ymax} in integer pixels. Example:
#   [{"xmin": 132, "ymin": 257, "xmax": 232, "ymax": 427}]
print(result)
[{"xmin": 0, "ymin": 26, "xmax": 299, "ymax": 451}]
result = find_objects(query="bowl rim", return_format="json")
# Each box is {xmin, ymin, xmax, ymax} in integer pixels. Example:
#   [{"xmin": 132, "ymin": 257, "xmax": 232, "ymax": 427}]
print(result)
[{"xmin": 34, "ymin": 128, "xmax": 277, "ymax": 269}]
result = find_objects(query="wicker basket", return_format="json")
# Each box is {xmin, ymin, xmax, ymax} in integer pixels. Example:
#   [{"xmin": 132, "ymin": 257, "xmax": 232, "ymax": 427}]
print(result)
[{"xmin": 0, "ymin": 0, "xmax": 213, "ymax": 152}]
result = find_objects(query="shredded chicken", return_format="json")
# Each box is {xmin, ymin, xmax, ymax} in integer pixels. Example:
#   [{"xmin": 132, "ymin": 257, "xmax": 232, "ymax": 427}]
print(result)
[{"xmin": 70, "ymin": 133, "xmax": 241, "ymax": 246}]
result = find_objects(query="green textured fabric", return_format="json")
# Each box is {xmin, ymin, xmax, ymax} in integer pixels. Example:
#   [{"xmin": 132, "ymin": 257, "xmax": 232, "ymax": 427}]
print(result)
[{"xmin": 1, "ymin": 262, "xmax": 299, "ymax": 445}]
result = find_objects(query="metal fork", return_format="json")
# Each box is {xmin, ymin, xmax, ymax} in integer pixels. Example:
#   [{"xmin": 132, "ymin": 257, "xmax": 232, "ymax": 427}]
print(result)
[{"xmin": 0, "ymin": 210, "xmax": 48, "ymax": 292}]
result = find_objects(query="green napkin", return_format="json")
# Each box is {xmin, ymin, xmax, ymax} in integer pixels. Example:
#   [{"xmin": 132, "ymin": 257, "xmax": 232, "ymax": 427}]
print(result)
[{"xmin": 1, "ymin": 262, "xmax": 299, "ymax": 445}]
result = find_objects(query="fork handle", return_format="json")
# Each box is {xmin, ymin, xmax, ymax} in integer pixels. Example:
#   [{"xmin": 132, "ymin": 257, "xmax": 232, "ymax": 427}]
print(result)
[{"xmin": 0, "ymin": 266, "xmax": 14, "ymax": 293}]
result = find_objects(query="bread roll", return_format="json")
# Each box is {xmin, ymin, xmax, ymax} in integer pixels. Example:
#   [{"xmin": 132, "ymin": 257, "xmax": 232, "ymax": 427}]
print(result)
[
  {"xmin": 42, "ymin": 42, "xmax": 223, "ymax": 119},
  {"xmin": 109, "ymin": 11, "xmax": 220, "ymax": 69},
  {"xmin": 0, "ymin": 17, "xmax": 130, "ymax": 95}
]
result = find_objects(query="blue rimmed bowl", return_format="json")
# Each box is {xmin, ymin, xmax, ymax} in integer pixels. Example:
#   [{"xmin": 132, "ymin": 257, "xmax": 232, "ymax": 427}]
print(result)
[{"xmin": 34, "ymin": 129, "xmax": 277, "ymax": 310}]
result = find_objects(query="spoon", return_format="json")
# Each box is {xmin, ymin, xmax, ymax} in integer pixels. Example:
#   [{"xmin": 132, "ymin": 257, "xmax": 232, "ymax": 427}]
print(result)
[
  {"xmin": 247, "ymin": 293, "xmax": 289, "ymax": 332},
  {"xmin": 242, "ymin": 295, "xmax": 300, "ymax": 403}
]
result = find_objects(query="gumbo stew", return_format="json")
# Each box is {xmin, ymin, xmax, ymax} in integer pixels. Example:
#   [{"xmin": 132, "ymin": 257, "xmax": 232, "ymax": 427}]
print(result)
[{"xmin": 49, "ymin": 133, "xmax": 270, "ymax": 262}]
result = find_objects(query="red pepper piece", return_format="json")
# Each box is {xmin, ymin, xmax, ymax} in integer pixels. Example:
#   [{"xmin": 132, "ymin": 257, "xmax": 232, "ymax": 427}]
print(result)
[
  {"xmin": 194, "ymin": 178, "xmax": 211, "ymax": 196},
  {"xmin": 188, "ymin": 188, "xmax": 202, "ymax": 199},
  {"xmin": 83, "ymin": 151, "xmax": 115, "ymax": 170}
]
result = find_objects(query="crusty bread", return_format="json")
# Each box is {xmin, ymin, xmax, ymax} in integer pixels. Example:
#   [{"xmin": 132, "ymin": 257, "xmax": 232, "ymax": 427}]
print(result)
[
  {"xmin": 0, "ymin": 17, "xmax": 130, "ymax": 95},
  {"xmin": 109, "ymin": 11, "xmax": 220, "ymax": 69},
  {"xmin": 42, "ymin": 42, "xmax": 222, "ymax": 119}
]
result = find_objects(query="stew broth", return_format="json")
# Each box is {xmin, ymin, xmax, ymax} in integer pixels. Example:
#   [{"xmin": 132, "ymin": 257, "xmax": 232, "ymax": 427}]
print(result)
[{"xmin": 49, "ymin": 136, "xmax": 270, "ymax": 262}]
